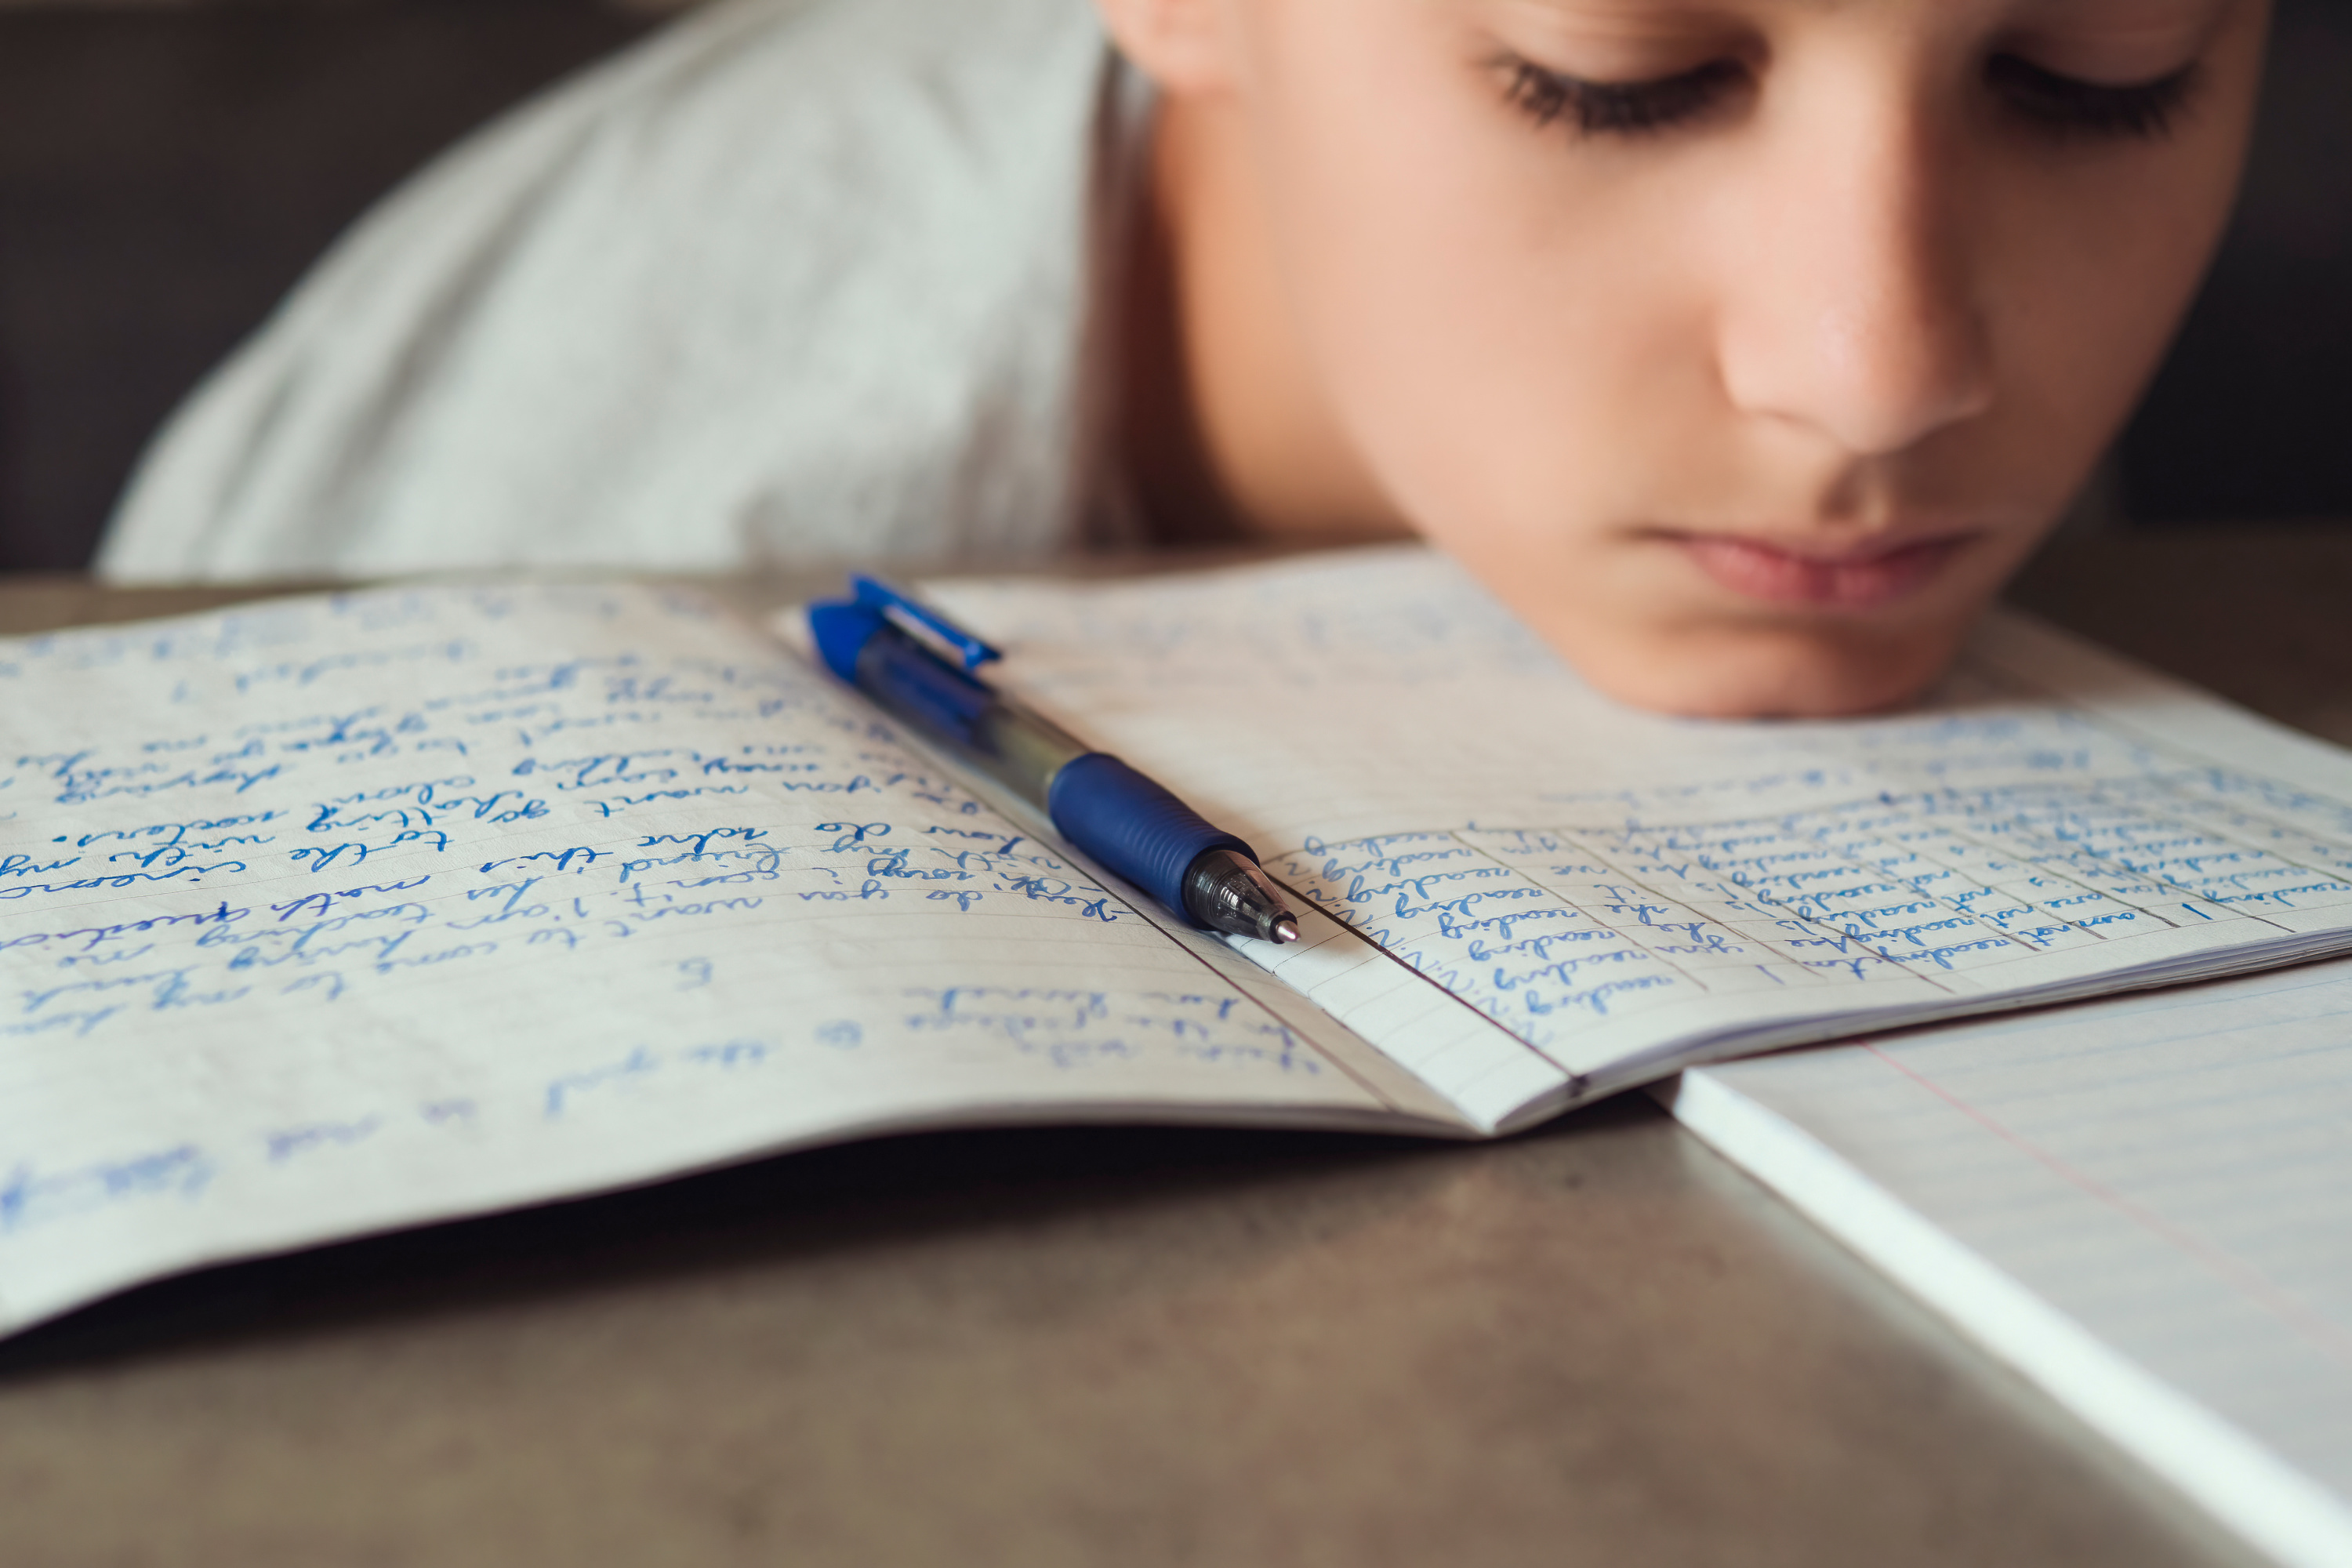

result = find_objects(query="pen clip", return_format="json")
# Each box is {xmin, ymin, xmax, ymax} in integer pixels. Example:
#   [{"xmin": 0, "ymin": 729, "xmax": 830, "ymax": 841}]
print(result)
[{"xmin": 851, "ymin": 575, "xmax": 1004, "ymax": 673}]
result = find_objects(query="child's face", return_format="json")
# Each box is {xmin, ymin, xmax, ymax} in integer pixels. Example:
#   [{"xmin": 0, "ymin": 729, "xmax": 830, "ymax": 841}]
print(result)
[{"xmin": 1113, "ymin": 0, "xmax": 2269, "ymax": 716}]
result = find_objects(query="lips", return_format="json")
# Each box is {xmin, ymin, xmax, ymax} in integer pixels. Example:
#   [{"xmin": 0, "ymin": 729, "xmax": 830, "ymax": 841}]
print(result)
[{"xmin": 1672, "ymin": 532, "xmax": 1968, "ymax": 609}]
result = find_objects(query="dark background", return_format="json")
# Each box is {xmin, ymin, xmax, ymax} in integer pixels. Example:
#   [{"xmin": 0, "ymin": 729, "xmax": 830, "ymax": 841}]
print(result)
[
  {"xmin": 0, "ymin": 0, "xmax": 2343, "ymax": 573},
  {"xmin": 0, "ymin": 0, "xmax": 661, "ymax": 572},
  {"xmin": 2118, "ymin": 0, "xmax": 2352, "ymax": 527}
]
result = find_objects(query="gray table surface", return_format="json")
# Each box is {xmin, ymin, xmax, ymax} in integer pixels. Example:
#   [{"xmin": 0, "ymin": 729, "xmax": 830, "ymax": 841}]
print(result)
[{"xmin": 2, "ymin": 530, "xmax": 2340, "ymax": 1568}]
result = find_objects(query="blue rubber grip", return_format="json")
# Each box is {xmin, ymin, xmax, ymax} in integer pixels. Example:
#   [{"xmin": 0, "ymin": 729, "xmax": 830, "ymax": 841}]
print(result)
[{"xmin": 1047, "ymin": 753, "xmax": 1250, "ymax": 926}]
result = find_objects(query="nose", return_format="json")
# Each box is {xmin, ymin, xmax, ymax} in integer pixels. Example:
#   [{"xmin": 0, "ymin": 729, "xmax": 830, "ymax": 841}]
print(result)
[{"xmin": 1714, "ymin": 78, "xmax": 1996, "ymax": 459}]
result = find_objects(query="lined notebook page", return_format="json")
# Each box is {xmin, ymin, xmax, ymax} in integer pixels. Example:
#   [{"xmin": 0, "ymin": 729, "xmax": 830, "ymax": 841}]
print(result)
[
  {"xmin": 0, "ymin": 586, "xmax": 1414, "ymax": 1337},
  {"xmin": 935, "ymin": 548, "xmax": 2352, "ymax": 1124},
  {"xmin": 1670, "ymin": 960, "xmax": 2352, "ymax": 1568}
]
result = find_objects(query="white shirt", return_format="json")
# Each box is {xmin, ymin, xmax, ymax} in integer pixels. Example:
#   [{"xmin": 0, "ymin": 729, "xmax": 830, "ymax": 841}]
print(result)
[{"xmin": 100, "ymin": 0, "xmax": 1114, "ymax": 583}]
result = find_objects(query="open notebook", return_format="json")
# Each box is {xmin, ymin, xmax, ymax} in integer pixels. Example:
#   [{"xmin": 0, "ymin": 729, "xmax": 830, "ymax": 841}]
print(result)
[
  {"xmin": 1668, "ymin": 959, "xmax": 2352, "ymax": 1568},
  {"xmin": 5, "ymin": 546, "xmax": 2352, "ymax": 1334}
]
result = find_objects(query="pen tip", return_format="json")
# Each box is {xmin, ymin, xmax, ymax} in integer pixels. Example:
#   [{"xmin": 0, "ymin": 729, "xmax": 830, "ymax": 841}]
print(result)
[{"xmin": 1181, "ymin": 848, "xmax": 1303, "ymax": 946}]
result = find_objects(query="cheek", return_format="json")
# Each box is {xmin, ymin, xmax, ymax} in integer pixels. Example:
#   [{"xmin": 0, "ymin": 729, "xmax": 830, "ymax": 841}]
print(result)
[
  {"xmin": 1989, "ymin": 150, "xmax": 2250, "ymax": 454},
  {"xmin": 1996, "ymin": 14, "xmax": 2267, "ymax": 437},
  {"xmin": 1245, "ymin": 7, "xmax": 1718, "ymax": 555}
]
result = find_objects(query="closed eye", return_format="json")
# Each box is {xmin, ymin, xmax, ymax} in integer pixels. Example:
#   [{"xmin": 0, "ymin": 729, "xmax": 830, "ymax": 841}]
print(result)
[
  {"xmin": 1501, "ymin": 50, "xmax": 2201, "ymax": 146},
  {"xmin": 1986, "ymin": 54, "xmax": 2198, "ymax": 140},
  {"xmin": 1500, "ymin": 56, "xmax": 1750, "ymax": 139}
]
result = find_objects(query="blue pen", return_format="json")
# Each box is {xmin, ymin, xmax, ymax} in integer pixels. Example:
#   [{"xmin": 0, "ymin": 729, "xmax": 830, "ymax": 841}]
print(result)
[{"xmin": 808, "ymin": 576, "xmax": 1300, "ymax": 946}]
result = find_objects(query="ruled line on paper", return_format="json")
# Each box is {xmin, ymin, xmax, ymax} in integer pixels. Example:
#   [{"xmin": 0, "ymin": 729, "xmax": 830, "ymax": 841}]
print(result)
[{"xmin": 1857, "ymin": 1040, "xmax": 2352, "ymax": 1376}]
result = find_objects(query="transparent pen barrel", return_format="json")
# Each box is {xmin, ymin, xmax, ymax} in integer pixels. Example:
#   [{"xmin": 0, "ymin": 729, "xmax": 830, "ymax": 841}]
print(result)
[{"xmin": 855, "ymin": 630, "xmax": 1090, "ymax": 807}]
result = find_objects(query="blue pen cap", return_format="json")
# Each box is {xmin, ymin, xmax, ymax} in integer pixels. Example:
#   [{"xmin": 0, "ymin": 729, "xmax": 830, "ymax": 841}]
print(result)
[
  {"xmin": 809, "ymin": 575, "xmax": 1004, "ymax": 685},
  {"xmin": 808, "ymin": 600, "xmax": 883, "ymax": 684}
]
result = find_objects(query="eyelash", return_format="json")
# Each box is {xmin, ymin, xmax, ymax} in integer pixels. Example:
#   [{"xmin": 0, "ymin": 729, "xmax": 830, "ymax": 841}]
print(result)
[
  {"xmin": 1499, "ymin": 53, "xmax": 2198, "ymax": 143},
  {"xmin": 1984, "ymin": 54, "xmax": 2198, "ymax": 140},
  {"xmin": 1501, "ymin": 57, "xmax": 1747, "ymax": 137}
]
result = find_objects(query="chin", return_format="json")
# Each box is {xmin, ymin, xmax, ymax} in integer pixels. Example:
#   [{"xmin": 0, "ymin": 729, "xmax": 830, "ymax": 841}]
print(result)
[{"xmin": 1560, "ymin": 618, "xmax": 1972, "ymax": 720}]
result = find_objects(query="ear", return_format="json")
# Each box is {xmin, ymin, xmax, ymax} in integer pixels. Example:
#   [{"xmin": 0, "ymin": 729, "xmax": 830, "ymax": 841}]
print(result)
[{"xmin": 1089, "ymin": 0, "xmax": 1238, "ymax": 94}]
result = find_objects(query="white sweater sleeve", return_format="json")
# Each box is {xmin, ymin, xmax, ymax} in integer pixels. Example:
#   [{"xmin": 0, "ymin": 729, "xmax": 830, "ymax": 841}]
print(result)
[{"xmin": 100, "ymin": 0, "xmax": 1104, "ymax": 583}]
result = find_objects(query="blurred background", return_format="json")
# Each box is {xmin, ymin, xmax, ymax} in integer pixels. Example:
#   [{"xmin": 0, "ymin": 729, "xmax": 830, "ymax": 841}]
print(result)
[{"xmin": 0, "ymin": 0, "xmax": 2343, "ymax": 573}]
